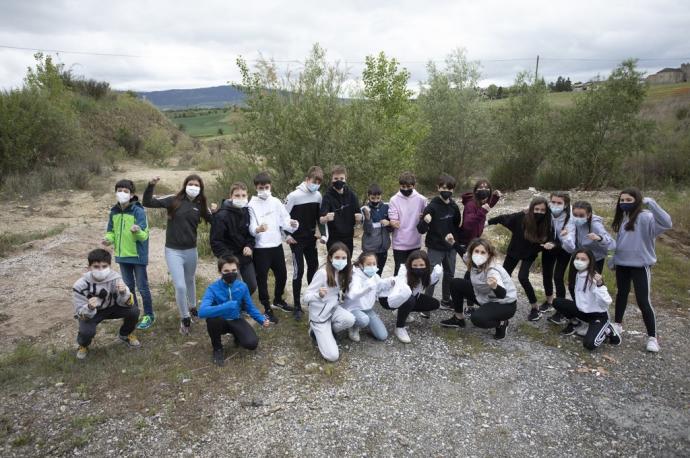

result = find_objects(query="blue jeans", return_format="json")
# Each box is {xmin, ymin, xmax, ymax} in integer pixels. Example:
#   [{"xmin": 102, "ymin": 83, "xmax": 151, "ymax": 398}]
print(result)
[
  {"xmin": 165, "ymin": 247, "xmax": 198, "ymax": 319},
  {"xmin": 119, "ymin": 263, "xmax": 153, "ymax": 316},
  {"xmin": 351, "ymin": 309, "xmax": 388, "ymax": 341}
]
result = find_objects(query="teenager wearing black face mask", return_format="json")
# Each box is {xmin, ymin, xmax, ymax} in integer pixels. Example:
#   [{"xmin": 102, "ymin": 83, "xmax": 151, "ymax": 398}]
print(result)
[
  {"xmin": 379, "ymin": 250, "xmax": 443, "ymax": 343},
  {"xmin": 198, "ymin": 256, "xmax": 269, "ymax": 366},
  {"xmin": 488, "ymin": 196, "xmax": 554, "ymax": 321},
  {"xmin": 320, "ymin": 165, "xmax": 362, "ymax": 254}
]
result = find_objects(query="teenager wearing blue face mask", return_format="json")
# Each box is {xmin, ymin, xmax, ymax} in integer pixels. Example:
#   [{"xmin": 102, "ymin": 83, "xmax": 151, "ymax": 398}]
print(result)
[
  {"xmin": 303, "ymin": 242, "xmax": 356, "ymax": 362},
  {"xmin": 343, "ymin": 252, "xmax": 395, "ymax": 342},
  {"xmin": 540, "ymin": 192, "xmax": 572, "ymax": 317},
  {"xmin": 609, "ymin": 188, "xmax": 672, "ymax": 353}
]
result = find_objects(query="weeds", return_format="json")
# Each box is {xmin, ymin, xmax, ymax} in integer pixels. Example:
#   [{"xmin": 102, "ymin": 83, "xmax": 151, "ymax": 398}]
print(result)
[{"xmin": 0, "ymin": 224, "xmax": 67, "ymax": 257}]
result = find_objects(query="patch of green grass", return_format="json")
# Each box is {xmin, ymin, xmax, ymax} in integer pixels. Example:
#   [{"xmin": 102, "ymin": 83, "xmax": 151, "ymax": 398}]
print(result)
[
  {"xmin": 169, "ymin": 110, "xmax": 240, "ymax": 138},
  {"xmin": 0, "ymin": 224, "xmax": 67, "ymax": 257},
  {"xmin": 518, "ymin": 321, "xmax": 560, "ymax": 347},
  {"xmin": 10, "ymin": 432, "xmax": 33, "ymax": 447},
  {"xmin": 649, "ymin": 244, "xmax": 690, "ymax": 311}
]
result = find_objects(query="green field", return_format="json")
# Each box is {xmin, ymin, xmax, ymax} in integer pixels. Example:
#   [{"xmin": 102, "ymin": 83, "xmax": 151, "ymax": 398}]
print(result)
[{"xmin": 167, "ymin": 109, "xmax": 242, "ymax": 138}]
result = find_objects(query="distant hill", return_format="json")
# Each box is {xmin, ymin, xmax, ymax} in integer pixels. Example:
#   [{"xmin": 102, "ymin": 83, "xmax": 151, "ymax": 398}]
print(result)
[{"xmin": 138, "ymin": 85, "xmax": 246, "ymax": 110}]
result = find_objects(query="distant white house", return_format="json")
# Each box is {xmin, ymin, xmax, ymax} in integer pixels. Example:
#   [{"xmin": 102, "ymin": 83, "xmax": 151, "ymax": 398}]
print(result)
[{"xmin": 646, "ymin": 64, "xmax": 689, "ymax": 84}]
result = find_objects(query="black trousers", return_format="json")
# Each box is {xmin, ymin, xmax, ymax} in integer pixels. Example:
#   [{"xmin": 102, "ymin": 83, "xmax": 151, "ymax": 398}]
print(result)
[
  {"xmin": 542, "ymin": 247, "xmax": 571, "ymax": 298},
  {"xmin": 375, "ymin": 251, "xmax": 388, "ymax": 277},
  {"xmin": 291, "ymin": 240, "xmax": 319, "ymax": 307},
  {"xmin": 253, "ymin": 245, "xmax": 287, "ymax": 309},
  {"xmin": 450, "ymin": 278, "xmax": 516, "ymax": 328},
  {"xmin": 614, "ymin": 265, "xmax": 656, "ymax": 337},
  {"xmin": 206, "ymin": 317, "xmax": 259, "ymax": 351},
  {"xmin": 553, "ymin": 298, "xmax": 611, "ymax": 350},
  {"xmin": 77, "ymin": 305, "xmax": 140, "ymax": 347},
  {"xmin": 393, "ymin": 248, "xmax": 419, "ymax": 275},
  {"xmin": 503, "ymin": 254, "xmax": 538, "ymax": 304},
  {"xmin": 380, "ymin": 293, "xmax": 439, "ymax": 328},
  {"xmin": 327, "ymin": 236, "xmax": 353, "ymax": 256}
]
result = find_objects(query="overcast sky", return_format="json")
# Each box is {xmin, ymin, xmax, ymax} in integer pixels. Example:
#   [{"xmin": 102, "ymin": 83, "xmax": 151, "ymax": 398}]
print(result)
[{"xmin": 1, "ymin": 0, "xmax": 689, "ymax": 91}]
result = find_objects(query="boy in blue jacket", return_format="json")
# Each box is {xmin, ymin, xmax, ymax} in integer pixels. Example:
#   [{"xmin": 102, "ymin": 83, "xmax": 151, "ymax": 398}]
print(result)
[{"xmin": 199, "ymin": 256, "xmax": 270, "ymax": 366}]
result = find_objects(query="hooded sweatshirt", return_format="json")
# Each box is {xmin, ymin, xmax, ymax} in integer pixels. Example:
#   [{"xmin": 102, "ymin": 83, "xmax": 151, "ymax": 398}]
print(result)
[
  {"xmin": 469, "ymin": 261, "xmax": 517, "ymax": 305},
  {"xmin": 304, "ymin": 268, "xmax": 349, "ymax": 324},
  {"xmin": 488, "ymin": 211, "xmax": 553, "ymax": 260},
  {"xmin": 550, "ymin": 210, "xmax": 571, "ymax": 248},
  {"xmin": 416, "ymin": 196, "xmax": 461, "ymax": 251},
  {"xmin": 104, "ymin": 197, "xmax": 150, "ymax": 265},
  {"xmin": 388, "ymin": 190, "xmax": 427, "ymax": 250},
  {"xmin": 285, "ymin": 182, "xmax": 325, "ymax": 244},
  {"xmin": 562, "ymin": 214, "xmax": 616, "ymax": 260},
  {"xmin": 457, "ymin": 192, "xmax": 500, "ymax": 245},
  {"xmin": 320, "ymin": 185, "xmax": 361, "ymax": 240},
  {"xmin": 361, "ymin": 201, "xmax": 392, "ymax": 253},
  {"xmin": 248, "ymin": 195, "xmax": 298, "ymax": 249},
  {"xmin": 210, "ymin": 200, "xmax": 255, "ymax": 265},
  {"xmin": 396, "ymin": 264, "xmax": 443, "ymax": 296},
  {"xmin": 198, "ymin": 277, "xmax": 265, "ymax": 324},
  {"xmin": 611, "ymin": 198, "xmax": 672, "ymax": 267},
  {"xmin": 343, "ymin": 268, "xmax": 394, "ymax": 312},
  {"xmin": 572, "ymin": 270, "xmax": 612, "ymax": 314},
  {"xmin": 72, "ymin": 270, "xmax": 132, "ymax": 320}
]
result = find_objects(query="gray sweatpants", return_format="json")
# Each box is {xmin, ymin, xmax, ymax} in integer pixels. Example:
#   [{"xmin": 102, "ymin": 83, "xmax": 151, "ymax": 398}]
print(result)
[
  {"xmin": 165, "ymin": 247, "xmax": 198, "ymax": 319},
  {"xmin": 426, "ymin": 248, "xmax": 457, "ymax": 302},
  {"xmin": 310, "ymin": 306, "xmax": 355, "ymax": 362}
]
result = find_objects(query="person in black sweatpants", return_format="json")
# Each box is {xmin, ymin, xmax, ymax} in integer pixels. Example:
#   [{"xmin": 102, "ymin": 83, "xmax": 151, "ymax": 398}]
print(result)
[
  {"xmin": 380, "ymin": 294, "xmax": 439, "ymax": 329},
  {"xmin": 206, "ymin": 317, "xmax": 258, "ymax": 352},
  {"xmin": 449, "ymin": 279, "xmax": 517, "ymax": 333},
  {"xmin": 613, "ymin": 266, "xmax": 656, "ymax": 337},
  {"xmin": 320, "ymin": 165, "xmax": 361, "ymax": 255},
  {"xmin": 553, "ymin": 299, "xmax": 613, "ymax": 350},
  {"xmin": 253, "ymin": 246, "xmax": 288, "ymax": 312}
]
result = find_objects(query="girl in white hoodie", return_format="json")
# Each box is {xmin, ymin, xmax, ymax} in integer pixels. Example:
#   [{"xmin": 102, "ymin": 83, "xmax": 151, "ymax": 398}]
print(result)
[
  {"xmin": 552, "ymin": 248, "xmax": 621, "ymax": 351},
  {"xmin": 343, "ymin": 252, "xmax": 395, "ymax": 342},
  {"xmin": 303, "ymin": 242, "xmax": 356, "ymax": 362}
]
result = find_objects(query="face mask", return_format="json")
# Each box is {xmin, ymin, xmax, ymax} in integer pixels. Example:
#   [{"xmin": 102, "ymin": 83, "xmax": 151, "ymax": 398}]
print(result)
[
  {"xmin": 307, "ymin": 183, "xmax": 320, "ymax": 193},
  {"xmin": 411, "ymin": 267, "xmax": 427, "ymax": 278},
  {"xmin": 222, "ymin": 271, "xmax": 238, "ymax": 284},
  {"xmin": 573, "ymin": 216, "xmax": 588, "ymax": 226},
  {"xmin": 331, "ymin": 259, "xmax": 348, "ymax": 272},
  {"xmin": 400, "ymin": 188, "xmax": 413, "ymax": 197},
  {"xmin": 475, "ymin": 189, "xmax": 490, "ymax": 200},
  {"xmin": 369, "ymin": 200, "xmax": 380, "ymax": 208},
  {"xmin": 534, "ymin": 213, "xmax": 546, "ymax": 222},
  {"xmin": 619, "ymin": 202, "xmax": 635, "ymax": 213},
  {"xmin": 186, "ymin": 185, "xmax": 200, "ymax": 199},
  {"xmin": 472, "ymin": 253, "xmax": 488, "ymax": 266},
  {"xmin": 362, "ymin": 265, "xmax": 378, "ymax": 277},
  {"xmin": 257, "ymin": 189, "xmax": 271, "ymax": 200},
  {"xmin": 232, "ymin": 199, "xmax": 248, "ymax": 208},
  {"xmin": 116, "ymin": 191, "xmax": 131, "ymax": 205},
  {"xmin": 91, "ymin": 267, "xmax": 111, "ymax": 281},
  {"xmin": 549, "ymin": 204, "xmax": 564, "ymax": 217},
  {"xmin": 573, "ymin": 259, "xmax": 589, "ymax": 271},
  {"xmin": 440, "ymin": 191, "xmax": 452, "ymax": 201},
  {"xmin": 333, "ymin": 180, "xmax": 346, "ymax": 191}
]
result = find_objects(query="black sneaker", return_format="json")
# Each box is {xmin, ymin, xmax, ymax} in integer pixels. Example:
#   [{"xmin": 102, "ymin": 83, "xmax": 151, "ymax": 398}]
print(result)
[
  {"xmin": 527, "ymin": 308, "xmax": 542, "ymax": 322},
  {"xmin": 212, "ymin": 348, "xmax": 225, "ymax": 367},
  {"xmin": 439, "ymin": 300, "xmax": 453, "ymax": 311},
  {"xmin": 440, "ymin": 315, "xmax": 466, "ymax": 328},
  {"xmin": 463, "ymin": 307, "xmax": 475, "ymax": 319},
  {"xmin": 538, "ymin": 301, "xmax": 552, "ymax": 313},
  {"xmin": 264, "ymin": 308, "xmax": 279, "ymax": 324},
  {"xmin": 420, "ymin": 312, "xmax": 431, "ymax": 319},
  {"xmin": 189, "ymin": 307, "xmax": 199, "ymax": 317},
  {"xmin": 547, "ymin": 311, "xmax": 567, "ymax": 324},
  {"xmin": 293, "ymin": 306, "xmax": 303, "ymax": 321},
  {"xmin": 607, "ymin": 323, "xmax": 622, "ymax": 346},
  {"xmin": 272, "ymin": 300, "xmax": 295, "ymax": 313},
  {"xmin": 494, "ymin": 321, "xmax": 509, "ymax": 340},
  {"xmin": 561, "ymin": 321, "xmax": 578, "ymax": 335}
]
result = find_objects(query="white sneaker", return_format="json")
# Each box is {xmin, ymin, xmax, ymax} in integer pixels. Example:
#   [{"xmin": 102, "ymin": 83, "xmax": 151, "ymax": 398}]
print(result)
[
  {"xmin": 348, "ymin": 327, "xmax": 361, "ymax": 342},
  {"xmin": 612, "ymin": 322, "xmax": 623, "ymax": 335},
  {"xmin": 575, "ymin": 322, "xmax": 589, "ymax": 337},
  {"xmin": 394, "ymin": 327, "xmax": 411, "ymax": 344},
  {"xmin": 646, "ymin": 337, "xmax": 660, "ymax": 353}
]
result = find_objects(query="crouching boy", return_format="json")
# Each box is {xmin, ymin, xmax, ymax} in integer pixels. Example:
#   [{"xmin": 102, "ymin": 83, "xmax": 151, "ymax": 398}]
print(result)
[
  {"xmin": 73, "ymin": 248, "xmax": 140, "ymax": 360},
  {"xmin": 199, "ymin": 256, "xmax": 270, "ymax": 366}
]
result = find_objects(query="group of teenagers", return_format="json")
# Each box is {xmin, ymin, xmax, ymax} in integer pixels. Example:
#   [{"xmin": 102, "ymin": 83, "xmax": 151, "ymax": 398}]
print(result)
[{"xmin": 72, "ymin": 165, "xmax": 672, "ymax": 365}]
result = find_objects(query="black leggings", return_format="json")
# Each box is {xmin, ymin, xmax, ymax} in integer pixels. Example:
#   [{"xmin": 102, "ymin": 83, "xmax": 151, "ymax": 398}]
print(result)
[
  {"xmin": 567, "ymin": 258, "xmax": 605, "ymax": 300},
  {"xmin": 542, "ymin": 247, "xmax": 571, "ymax": 299},
  {"xmin": 553, "ymin": 298, "xmax": 611, "ymax": 350},
  {"xmin": 393, "ymin": 248, "xmax": 419, "ymax": 276},
  {"xmin": 450, "ymin": 278, "xmax": 516, "ymax": 328},
  {"xmin": 291, "ymin": 241, "xmax": 319, "ymax": 307},
  {"xmin": 206, "ymin": 317, "xmax": 259, "ymax": 351},
  {"xmin": 380, "ymin": 293, "xmax": 439, "ymax": 328},
  {"xmin": 614, "ymin": 265, "xmax": 656, "ymax": 337},
  {"xmin": 503, "ymin": 254, "xmax": 538, "ymax": 304},
  {"xmin": 254, "ymin": 245, "xmax": 288, "ymax": 309},
  {"xmin": 375, "ymin": 251, "xmax": 388, "ymax": 277}
]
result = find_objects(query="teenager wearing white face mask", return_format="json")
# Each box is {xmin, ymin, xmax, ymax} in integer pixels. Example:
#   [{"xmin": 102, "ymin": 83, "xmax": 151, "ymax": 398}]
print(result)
[
  {"xmin": 540, "ymin": 192, "xmax": 572, "ymax": 317},
  {"xmin": 552, "ymin": 249, "xmax": 621, "ymax": 351},
  {"xmin": 303, "ymin": 242, "xmax": 356, "ymax": 361},
  {"xmin": 143, "ymin": 174, "xmax": 212, "ymax": 335},
  {"xmin": 442, "ymin": 238, "xmax": 517, "ymax": 339}
]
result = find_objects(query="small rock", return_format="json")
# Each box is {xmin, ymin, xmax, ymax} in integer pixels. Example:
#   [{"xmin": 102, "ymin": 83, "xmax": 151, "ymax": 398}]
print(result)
[{"xmin": 304, "ymin": 363, "xmax": 319, "ymax": 373}]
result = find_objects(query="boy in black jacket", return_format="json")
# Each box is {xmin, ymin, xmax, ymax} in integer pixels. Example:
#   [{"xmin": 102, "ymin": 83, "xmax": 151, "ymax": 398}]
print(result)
[
  {"xmin": 417, "ymin": 174, "xmax": 462, "ymax": 309},
  {"xmin": 210, "ymin": 182, "xmax": 257, "ymax": 294},
  {"xmin": 285, "ymin": 166, "xmax": 326, "ymax": 320},
  {"xmin": 320, "ymin": 165, "xmax": 362, "ymax": 254}
]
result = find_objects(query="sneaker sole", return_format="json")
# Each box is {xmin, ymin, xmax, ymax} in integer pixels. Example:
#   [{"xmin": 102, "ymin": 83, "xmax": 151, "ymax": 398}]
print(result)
[
  {"xmin": 528, "ymin": 315, "xmax": 542, "ymax": 322},
  {"xmin": 271, "ymin": 304, "xmax": 294, "ymax": 313},
  {"xmin": 440, "ymin": 322, "xmax": 463, "ymax": 328}
]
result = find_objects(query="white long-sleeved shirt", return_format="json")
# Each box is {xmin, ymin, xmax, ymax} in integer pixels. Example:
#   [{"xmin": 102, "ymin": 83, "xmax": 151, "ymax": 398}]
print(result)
[
  {"xmin": 343, "ymin": 268, "xmax": 394, "ymax": 312},
  {"xmin": 573, "ymin": 271, "xmax": 612, "ymax": 314},
  {"xmin": 396, "ymin": 264, "xmax": 443, "ymax": 296},
  {"xmin": 304, "ymin": 268, "xmax": 345, "ymax": 323},
  {"xmin": 248, "ymin": 196, "xmax": 298, "ymax": 248}
]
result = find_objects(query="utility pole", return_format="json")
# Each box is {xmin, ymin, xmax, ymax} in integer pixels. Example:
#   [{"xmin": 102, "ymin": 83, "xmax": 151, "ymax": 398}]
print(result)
[{"xmin": 535, "ymin": 55, "xmax": 540, "ymax": 83}]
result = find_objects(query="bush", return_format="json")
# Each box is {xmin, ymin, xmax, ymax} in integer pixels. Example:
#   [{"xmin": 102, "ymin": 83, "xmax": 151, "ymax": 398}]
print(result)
[{"xmin": 115, "ymin": 127, "xmax": 143, "ymax": 156}]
